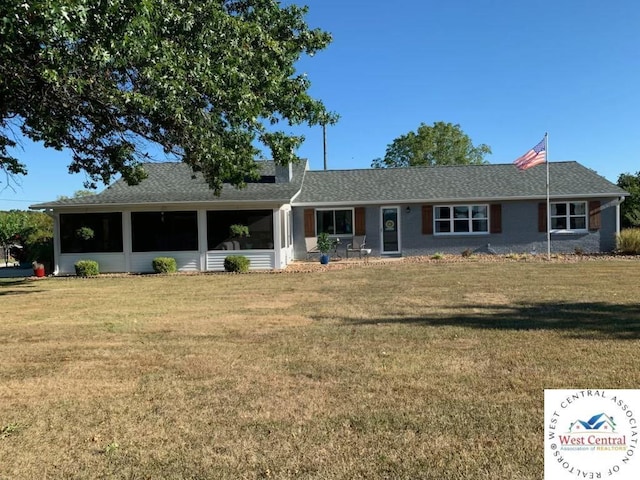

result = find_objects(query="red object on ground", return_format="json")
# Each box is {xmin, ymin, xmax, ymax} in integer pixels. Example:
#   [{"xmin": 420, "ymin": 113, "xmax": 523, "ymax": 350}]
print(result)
[{"xmin": 34, "ymin": 266, "xmax": 45, "ymax": 277}]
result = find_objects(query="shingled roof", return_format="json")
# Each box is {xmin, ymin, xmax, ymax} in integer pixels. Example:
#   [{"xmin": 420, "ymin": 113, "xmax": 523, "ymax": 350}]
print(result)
[
  {"xmin": 31, "ymin": 160, "xmax": 307, "ymax": 208},
  {"xmin": 31, "ymin": 160, "xmax": 626, "ymax": 210},
  {"xmin": 292, "ymin": 161, "xmax": 627, "ymax": 206}
]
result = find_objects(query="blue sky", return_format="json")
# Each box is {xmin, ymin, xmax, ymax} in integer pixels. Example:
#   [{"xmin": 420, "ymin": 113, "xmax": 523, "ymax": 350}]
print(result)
[{"xmin": 1, "ymin": 0, "xmax": 639, "ymax": 210}]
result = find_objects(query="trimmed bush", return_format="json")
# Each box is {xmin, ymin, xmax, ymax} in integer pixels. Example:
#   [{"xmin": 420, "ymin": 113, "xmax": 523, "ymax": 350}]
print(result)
[
  {"xmin": 152, "ymin": 257, "xmax": 177, "ymax": 273},
  {"xmin": 74, "ymin": 260, "xmax": 99, "ymax": 277},
  {"xmin": 224, "ymin": 255, "xmax": 250, "ymax": 273},
  {"xmin": 617, "ymin": 228, "xmax": 640, "ymax": 254}
]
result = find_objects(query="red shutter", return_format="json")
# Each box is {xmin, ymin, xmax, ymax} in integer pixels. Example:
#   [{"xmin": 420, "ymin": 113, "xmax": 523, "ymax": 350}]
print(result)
[
  {"xmin": 422, "ymin": 205, "xmax": 433, "ymax": 235},
  {"xmin": 538, "ymin": 203, "xmax": 547, "ymax": 232},
  {"xmin": 304, "ymin": 209, "xmax": 315, "ymax": 237},
  {"xmin": 589, "ymin": 201, "xmax": 601, "ymax": 230},
  {"xmin": 490, "ymin": 204, "xmax": 502, "ymax": 234},
  {"xmin": 354, "ymin": 207, "xmax": 366, "ymax": 236}
]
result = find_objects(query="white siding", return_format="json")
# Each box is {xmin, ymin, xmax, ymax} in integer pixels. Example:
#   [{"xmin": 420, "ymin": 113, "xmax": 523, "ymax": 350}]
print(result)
[
  {"xmin": 206, "ymin": 251, "xmax": 275, "ymax": 271},
  {"xmin": 58, "ymin": 253, "xmax": 126, "ymax": 274},
  {"xmin": 130, "ymin": 251, "xmax": 200, "ymax": 273}
]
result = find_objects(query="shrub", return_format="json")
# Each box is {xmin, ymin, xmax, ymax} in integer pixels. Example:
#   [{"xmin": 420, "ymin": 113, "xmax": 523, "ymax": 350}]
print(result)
[
  {"xmin": 224, "ymin": 255, "xmax": 250, "ymax": 273},
  {"xmin": 617, "ymin": 228, "xmax": 640, "ymax": 254},
  {"xmin": 74, "ymin": 260, "xmax": 99, "ymax": 277},
  {"xmin": 152, "ymin": 257, "xmax": 177, "ymax": 273},
  {"xmin": 461, "ymin": 248, "xmax": 473, "ymax": 258},
  {"xmin": 431, "ymin": 252, "xmax": 444, "ymax": 260}
]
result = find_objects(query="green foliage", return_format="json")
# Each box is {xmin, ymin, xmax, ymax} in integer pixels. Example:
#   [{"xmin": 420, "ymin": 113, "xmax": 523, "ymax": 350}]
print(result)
[
  {"xmin": 104, "ymin": 442, "xmax": 120, "ymax": 455},
  {"xmin": 616, "ymin": 228, "xmax": 640, "ymax": 254},
  {"xmin": 75, "ymin": 226, "xmax": 95, "ymax": 241},
  {"xmin": 152, "ymin": 257, "xmax": 177, "ymax": 274},
  {"xmin": 371, "ymin": 122, "xmax": 491, "ymax": 168},
  {"xmin": 0, "ymin": 211, "xmax": 28, "ymax": 259},
  {"xmin": 0, "ymin": 423, "xmax": 22, "ymax": 439},
  {"xmin": 0, "ymin": 0, "xmax": 335, "ymax": 193},
  {"xmin": 617, "ymin": 172, "xmax": 640, "ymax": 228},
  {"xmin": 74, "ymin": 260, "xmax": 99, "ymax": 277},
  {"xmin": 431, "ymin": 252, "xmax": 444, "ymax": 260},
  {"xmin": 224, "ymin": 255, "xmax": 250, "ymax": 273},
  {"xmin": 229, "ymin": 224, "xmax": 250, "ymax": 237},
  {"xmin": 316, "ymin": 232, "xmax": 333, "ymax": 254},
  {"xmin": 57, "ymin": 190, "xmax": 97, "ymax": 200}
]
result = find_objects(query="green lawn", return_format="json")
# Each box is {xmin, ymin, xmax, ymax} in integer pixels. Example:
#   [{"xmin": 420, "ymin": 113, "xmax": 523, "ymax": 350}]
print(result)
[{"xmin": 1, "ymin": 259, "xmax": 639, "ymax": 479}]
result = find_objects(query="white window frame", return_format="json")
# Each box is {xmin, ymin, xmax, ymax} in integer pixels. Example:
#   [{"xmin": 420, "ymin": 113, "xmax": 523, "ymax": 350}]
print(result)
[
  {"xmin": 315, "ymin": 208, "xmax": 355, "ymax": 236},
  {"xmin": 550, "ymin": 201, "xmax": 588, "ymax": 233},
  {"xmin": 433, "ymin": 204, "xmax": 489, "ymax": 236}
]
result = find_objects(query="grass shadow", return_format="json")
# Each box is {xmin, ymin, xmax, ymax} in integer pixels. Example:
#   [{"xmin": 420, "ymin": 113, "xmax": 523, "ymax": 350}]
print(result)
[
  {"xmin": 0, "ymin": 278, "xmax": 44, "ymax": 296},
  {"xmin": 339, "ymin": 302, "xmax": 640, "ymax": 340}
]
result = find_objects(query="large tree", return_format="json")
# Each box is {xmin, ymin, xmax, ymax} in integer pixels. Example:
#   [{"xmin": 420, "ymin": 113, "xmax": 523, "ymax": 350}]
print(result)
[
  {"xmin": 617, "ymin": 172, "xmax": 640, "ymax": 228},
  {"xmin": 1, "ymin": 0, "xmax": 334, "ymax": 193},
  {"xmin": 371, "ymin": 122, "xmax": 491, "ymax": 168}
]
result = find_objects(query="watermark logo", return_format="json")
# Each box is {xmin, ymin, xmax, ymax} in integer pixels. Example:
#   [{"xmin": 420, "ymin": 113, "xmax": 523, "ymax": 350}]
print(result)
[{"xmin": 545, "ymin": 390, "xmax": 639, "ymax": 479}]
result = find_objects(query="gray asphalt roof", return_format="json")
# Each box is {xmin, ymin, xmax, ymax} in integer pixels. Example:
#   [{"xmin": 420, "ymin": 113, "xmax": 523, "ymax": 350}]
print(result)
[
  {"xmin": 31, "ymin": 160, "xmax": 626, "ymax": 210},
  {"xmin": 292, "ymin": 161, "xmax": 627, "ymax": 205},
  {"xmin": 31, "ymin": 160, "xmax": 307, "ymax": 208}
]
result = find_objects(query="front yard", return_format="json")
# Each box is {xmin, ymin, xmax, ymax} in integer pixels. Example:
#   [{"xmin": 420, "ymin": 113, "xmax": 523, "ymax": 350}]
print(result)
[{"xmin": 1, "ymin": 258, "xmax": 639, "ymax": 479}]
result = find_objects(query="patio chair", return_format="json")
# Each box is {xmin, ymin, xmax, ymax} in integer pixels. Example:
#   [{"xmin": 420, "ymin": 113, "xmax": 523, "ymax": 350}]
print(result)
[
  {"xmin": 305, "ymin": 237, "xmax": 320, "ymax": 259},
  {"xmin": 346, "ymin": 235, "xmax": 367, "ymax": 258}
]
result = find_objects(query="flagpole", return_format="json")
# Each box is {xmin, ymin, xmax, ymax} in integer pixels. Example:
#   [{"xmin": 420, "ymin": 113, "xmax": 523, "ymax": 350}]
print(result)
[{"xmin": 545, "ymin": 132, "xmax": 550, "ymax": 260}]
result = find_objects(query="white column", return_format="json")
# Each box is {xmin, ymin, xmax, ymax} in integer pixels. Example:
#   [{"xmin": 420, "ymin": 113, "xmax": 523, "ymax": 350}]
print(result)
[
  {"xmin": 52, "ymin": 211, "xmax": 61, "ymax": 275},
  {"xmin": 198, "ymin": 209, "xmax": 208, "ymax": 271},
  {"xmin": 122, "ymin": 211, "xmax": 132, "ymax": 273},
  {"xmin": 273, "ymin": 208, "xmax": 282, "ymax": 269}
]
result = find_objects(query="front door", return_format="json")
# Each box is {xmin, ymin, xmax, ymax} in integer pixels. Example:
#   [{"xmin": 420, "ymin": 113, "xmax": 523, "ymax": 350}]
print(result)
[{"xmin": 380, "ymin": 206, "xmax": 400, "ymax": 254}]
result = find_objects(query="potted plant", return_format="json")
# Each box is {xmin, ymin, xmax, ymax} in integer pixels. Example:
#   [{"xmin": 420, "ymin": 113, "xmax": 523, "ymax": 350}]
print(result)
[
  {"xmin": 229, "ymin": 224, "xmax": 250, "ymax": 249},
  {"xmin": 75, "ymin": 226, "xmax": 95, "ymax": 241},
  {"xmin": 229, "ymin": 224, "xmax": 249, "ymax": 238},
  {"xmin": 317, "ymin": 232, "xmax": 333, "ymax": 265}
]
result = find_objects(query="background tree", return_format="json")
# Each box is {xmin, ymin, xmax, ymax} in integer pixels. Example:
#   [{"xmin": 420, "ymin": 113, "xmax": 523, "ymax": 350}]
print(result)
[
  {"xmin": 1, "ymin": 0, "xmax": 335, "ymax": 193},
  {"xmin": 0, "ymin": 211, "xmax": 29, "ymax": 266},
  {"xmin": 0, "ymin": 210, "xmax": 53, "ymax": 266},
  {"xmin": 371, "ymin": 122, "xmax": 491, "ymax": 168},
  {"xmin": 617, "ymin": 172, "xmax": 640, "ymax": 228},
  {"xmin": 57, "ymin": 190, "xmax": 97, "ymax": 201}
]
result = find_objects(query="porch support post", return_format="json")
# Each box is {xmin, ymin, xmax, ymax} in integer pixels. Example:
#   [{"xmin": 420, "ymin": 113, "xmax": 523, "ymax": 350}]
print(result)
[
  {"xmin": 197, "ymin": 209, "xmax": 208, "ymax": 271},
  {"xmin": 122, "ymin": 211, "xmax": 132, "ymax": 273},
  {"xmin": 52, "ymin": 211, "xmax": 61, "ymax": 275},
  {"xmin": 273, "ymin": 208, "xmax": 282, "ymax": 269}
]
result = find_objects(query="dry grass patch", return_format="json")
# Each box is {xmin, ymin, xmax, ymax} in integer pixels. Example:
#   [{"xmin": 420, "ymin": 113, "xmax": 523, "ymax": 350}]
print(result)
[{"xmin": 1, "ymin": 260, "xmax": 639, "ymax": 479}]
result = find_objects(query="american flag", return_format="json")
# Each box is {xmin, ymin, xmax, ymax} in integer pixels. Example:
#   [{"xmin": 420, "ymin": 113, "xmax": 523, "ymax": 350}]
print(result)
[{"xmin": 514, "ymin": 137, "xmax": 546, "ymax": 170}]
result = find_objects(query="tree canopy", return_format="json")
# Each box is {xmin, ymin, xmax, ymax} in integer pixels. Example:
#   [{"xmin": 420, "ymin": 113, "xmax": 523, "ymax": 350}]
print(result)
[
  {"xmin": 1, "ymin": 0, "xmax": 335, "ymax": 193},
  {"xmin": 371, "ymin": 122, "xmax": 491, "ymax": 168},
  {"xmin": 617, "ymin": 172, "xmax": 640, "ymax": 228},
  {"xmin": 0, "ymin": 210, "xmax": 52, "ymax": 266}
]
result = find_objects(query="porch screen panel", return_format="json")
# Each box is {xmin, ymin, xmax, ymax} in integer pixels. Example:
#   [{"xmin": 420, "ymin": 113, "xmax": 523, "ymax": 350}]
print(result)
[
  {"xmin": 207, "ymin": 210, "xmax": 274, "ymax": 250},
  {"xmin": 60, "ymin": 212, "xmax": 123, "ymax": 253},
  {"xmin": 131, "ymin": 211, "xmax": 198, "ymax": 252}
]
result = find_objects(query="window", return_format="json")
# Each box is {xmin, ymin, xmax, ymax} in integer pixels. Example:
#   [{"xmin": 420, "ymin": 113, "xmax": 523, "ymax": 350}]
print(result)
[
  {"xmin": 207, "ymin": 210, "xmax": 274, "ymax": 250},
  {"xmin": 551, "ymin": 202, "xmax": 587, "ymax": 231},
  {"xmin": 131, "ymin": 211, "xmax": 198, "ymax": 252},
  {"xmin": 434, "ymin": 205, "xmax": 488, "ymax": 234},
  {"xmin": 60, "ymin": 213, "xmax": 123, "ymax": 253},
  {"xmin": 316, "ymin": 209, "xmax": 353, "ymax": 235}
]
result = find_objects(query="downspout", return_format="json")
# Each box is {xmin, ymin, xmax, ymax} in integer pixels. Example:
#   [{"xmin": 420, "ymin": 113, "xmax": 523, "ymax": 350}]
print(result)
[{"xmin": 616, "ymin": 196, "xmax": 625, "ymax": 235}]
